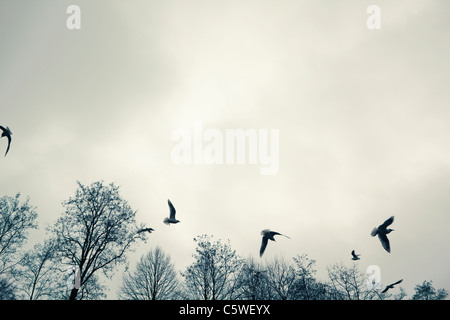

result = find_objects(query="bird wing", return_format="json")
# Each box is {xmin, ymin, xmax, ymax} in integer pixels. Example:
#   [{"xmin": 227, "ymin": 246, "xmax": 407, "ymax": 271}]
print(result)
[
  {"xmin": 269, "ymin": 231, "xmax": 281, "ymax": 237},
  {"xmin": 351, "ymin": 250, "xmax": 356, "ymax": 258},
  {"xmin": 371, "ymin": 227, "xmax": 378, "ymax": 237},
  {"xmin": 271, "ymin": 231, "xmax": 290, "ymax": 239},
  {"xmin": 0, "ymin": 125, "xmax": 5, "ymax": 132},
  {"xmin": 378, "ymin": 233, "xmax": 391, "ymax": 253},
  {"xmin": 381, "ymin": 286, "xmax": 389, "ymax": 293},
  {"xmin": 392, "ymin": 279, "xmax": 403, "ymax": 286},
  {"xmin": 260, "ymin": 235, "xmax": 269, "ymax": 257},
  {"xmin": 380, "ymin": 216, "xmax": 394, "ymax": 229},
  {"xmin": 5, "ymin": 135, "xmax": 11, "ymax": 156},
  {"xmin": 168, "ymin": 199, "xmax": 176, "ymax": 219}
]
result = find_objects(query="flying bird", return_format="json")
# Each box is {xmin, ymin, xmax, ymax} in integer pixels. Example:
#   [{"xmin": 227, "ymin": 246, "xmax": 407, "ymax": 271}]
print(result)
[
  {"xmin": 259, "ymin": 229, "xmax": 290, "ymax": 257},
  {"xmin": 137, "ymin": 227, "xmax": 154, "ymax": 234},
  {"xmin": 351, "ymin": 250, "xmax": 361, "ymax": 261},
  {"xmin": 371, "ymin": 216, "xmax": 395, "ymax": 253},
  {"xmin": 163, "ymin": 199, "xmax": 180, "ymax": 225},
  {"xmin": 0, "ymin": 125, "xmax": 12, "ymax": 157},
  {"xmin": 381, "ymin": 279, "xmax": 403, "ymax": 293}
]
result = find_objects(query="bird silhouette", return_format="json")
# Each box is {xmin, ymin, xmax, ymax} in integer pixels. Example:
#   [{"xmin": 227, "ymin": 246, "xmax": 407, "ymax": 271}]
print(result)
[
  {"xmin": 381, "ymin": 279, "xmax": 403, "ymax": 293},
  {"xmin": 0, "ymin": 125, "xmax": 12, "ymax": 157},
  {"xmin": 351, "ymin": 250, "xmax": 361, "ymax": 261},
  {"xmin": 137, "ymin": 227, "xmax": 154, "ymax": 234},
  {"xmin": 259, "ymin": 229, "xmax": 290, "ymax": 257},
  {"xmin": 163, "ymin": 199, "xmax": 180, "ymax": 225},
  {"xmin": 371, "ymin": 216, "xmax": 395, "ymax": 253}
]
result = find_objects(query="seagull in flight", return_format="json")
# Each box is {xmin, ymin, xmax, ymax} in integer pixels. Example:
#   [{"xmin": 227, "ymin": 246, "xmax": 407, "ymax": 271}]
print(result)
[
  {"xmin": 163, "ymin": 199, "xmax": 180, "ymax": 225},
  {"xmin": 0, "ymin": 125, "xmax": 12, "ymax": 157},
  {"xmin": 381, "ymin": 279, "xmax": 403, "ymax": 293},
  {"xmin": 371, "ymin": 216, "xmax": 395, "ymax": 253},
  {"xmin": 351, "ymin": 250, "xmax": 361, "ymax": 261},
  {"xmin": 137, "ymin": 227, "xmax": 154, "ymax": 234},
  {"xmin": 259, "ymin": 229, "xmax": 290, "ymax": 257}
]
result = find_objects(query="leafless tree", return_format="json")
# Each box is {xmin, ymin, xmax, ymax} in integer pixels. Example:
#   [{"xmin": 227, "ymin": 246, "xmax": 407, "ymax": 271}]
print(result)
[
  {"xmin": 292, "ymin": 254, "xmax": 329, "ymax": 300},
  {"xmin": 411, "ymin": 280, "xmax": 449, "ymax": 300},
  {"xmin": 181, "ymin": 234, "xmax": 243, "ymax": 300},
  {"xmin": 235, "ymin": 257, "xmax": 274, "ymax": 300},
  {"xmin": 0, "ymin": 277, "xmax": 16, "ymax": 300},
  {"xmin": 0, "ymin": 194, "xmax": 38, "ymax": 276},
  {"xmin": 13, "ymin": 240, "xmax": 66, "ymax": 300},
  {"xmin": 119, "ymin": 246, "xmax": 180, "ymax": 300},
  {"xmin": 394, "ymin": 286, "xmax": 408, "ymax": 300},
  {"xmin": 49, "ymin": 181, "xmax": 146, "ymax": 300},
  {"xmin": 327, "ymin": 263, "xmax": 378, "ymax": 300},
  {"xmin": 265, "ymin": 256, "xmax": 297, "ymax": 300}
]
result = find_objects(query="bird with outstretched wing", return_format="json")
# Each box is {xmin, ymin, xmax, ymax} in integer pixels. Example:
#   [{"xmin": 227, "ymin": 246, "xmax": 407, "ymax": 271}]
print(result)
[
  {"xmin": 260, "ymin": 229, "xmax": 290, "ymax": 257},
  {"xmin": 0, "ymin": 125, "xmax": 12, "ymax": 157},
  {"xmin": 381, "ymin": 279, "xmax": 403, "ymax": 293},
  {"xmin": 371, "ymin": 216, "xmax": 395, "ymax": 253}
]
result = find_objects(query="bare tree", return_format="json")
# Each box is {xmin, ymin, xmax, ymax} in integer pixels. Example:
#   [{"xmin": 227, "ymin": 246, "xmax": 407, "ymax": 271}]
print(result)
[
  {"xmin": 394, "ymin": 286, "xmax": 408, "ymax": 300},
  {"xmin": 411, "ymin": 280, "xmax": 449, "ymax": 300},
  {"xmin": 327, "ymin": 263, "xmax": 377, "ymax": 300},
  {"xmin": 235, "ymin": 257, "xmax": 274, "ymax": 300},
  {"xmin": 14, "ymin": 240, "xmax": 66, "ymax": 300},
  {"xmin": 0, "ymin": 194, "xmax": 38, "ymax": 276},
  {"xmin": 265, "ymin": 256, "xmax": 297, "ymax": 300},
  {"xmin": 119, "ymin": 246, "xmax": 180, "ymax": 300},
  {"xmin": 181, "ymin": 234, "xmax": 243, "ymax": 300},
  {"xmin": 49, "ymin": 181, "xmax": 146, "ymax": 300},
  {"xmin": 73, "ymin": 273, "xmax": 106, "ymax": 300},
  {"xmin": 0, "ymin": 277, "xmax": 16, "ymax": 300},
  {"xmin": 292, "ymin": 254, "xmax": 329, "ymax": 300}
]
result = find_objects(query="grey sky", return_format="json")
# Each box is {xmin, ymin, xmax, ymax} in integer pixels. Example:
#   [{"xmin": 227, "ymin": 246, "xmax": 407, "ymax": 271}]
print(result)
[{"xmin": 1, "ymin": 0, "xmax": 449, "ymax": 299}]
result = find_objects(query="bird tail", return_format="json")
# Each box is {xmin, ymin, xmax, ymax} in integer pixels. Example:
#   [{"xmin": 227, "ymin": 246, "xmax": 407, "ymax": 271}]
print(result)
[
  {"xmin": 371, "ymin": 227, "xmax": 378, "ymax": 237},
  {"xmin": 163, "ymin": 217, "xmax": 170, "ymax": 225}
]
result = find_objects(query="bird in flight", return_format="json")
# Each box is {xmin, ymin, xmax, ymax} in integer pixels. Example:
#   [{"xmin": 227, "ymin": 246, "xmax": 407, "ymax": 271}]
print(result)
[
  {"xmin": 0, "ymin": 125, "xmax": 12, "ymax": 157},
  {"xmin": 259, "ymin": 229, "xmax": 290, "ymax": 257},
  {"xmin": 137, "ymin": 227, "xmax": 155, "ymax": 234},
  {"xmin": 371, "ymin": 216, "xmax": 395, "ymax": 253},
  {"xmin": 381, "ymin": 279, "xmax": 403, "ymax": 293},
  {"xmin": 163, "ymin": 199, "xmax": 180, "ymax": 225},
  {"xmin": 351, "ymin": 250, "xmax": 361, "ymax": 261}
]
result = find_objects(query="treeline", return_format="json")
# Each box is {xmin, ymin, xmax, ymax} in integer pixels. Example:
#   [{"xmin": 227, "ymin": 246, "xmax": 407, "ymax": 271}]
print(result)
[{"xmin": 0, "ymin": 181, "xmax": 448, "ymax": 300}]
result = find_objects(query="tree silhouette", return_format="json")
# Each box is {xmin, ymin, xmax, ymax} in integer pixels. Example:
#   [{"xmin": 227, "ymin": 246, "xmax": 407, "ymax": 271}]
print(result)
[
  {"xmin": 1, "ymin": 189, "xmax": 449, "ymax": 301},
  {"xmin": 265, "ymin": 256, "xmax": 297, "ymax": 300},
  {"xmin": 49, "ymin": 181, "xmax": 145, "ymax": 300},
  {"xmin": 0, "ymin": 194, "xmax": 38, "ymax": 276},
  {"xmin": 13, "ymin": 240, "xmax": 65, "ymax": 300},
  {"xmin": 327, "ymin": 263, "xmax": 378, "ymax": 300},
  {"xmin": 292, "ymin": 254, "xmax": 328, "ymax": 300},
  {"xmin": 119, "ymin": 246, "xmax": 180, "ymax": 300},
  {"xmin": 0, "ymin": 277, "xmax": 16, "ymax": 300},
  {"xmin": 235, "ymin": 257, "xmax": 273, "ymax": 300},
  {"xmin": 411, "ymin": 280, "xmax": 449, "ymax": 300},
  {"xmin": 181, "ymin": 234, "xmax": 243, "ymax": 300}
]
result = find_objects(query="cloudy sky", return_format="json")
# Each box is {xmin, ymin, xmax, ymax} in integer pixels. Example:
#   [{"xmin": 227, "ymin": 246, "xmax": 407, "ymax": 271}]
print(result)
[{"xmin": 1, "ymin": 0, "xmax": 449, "ymax": 299}]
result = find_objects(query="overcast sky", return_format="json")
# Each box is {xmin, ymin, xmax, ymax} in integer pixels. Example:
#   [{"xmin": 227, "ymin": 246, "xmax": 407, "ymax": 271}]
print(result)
[{"xmin": 1, "ymin": 0, "xmax": 449, "ymax": 299}]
